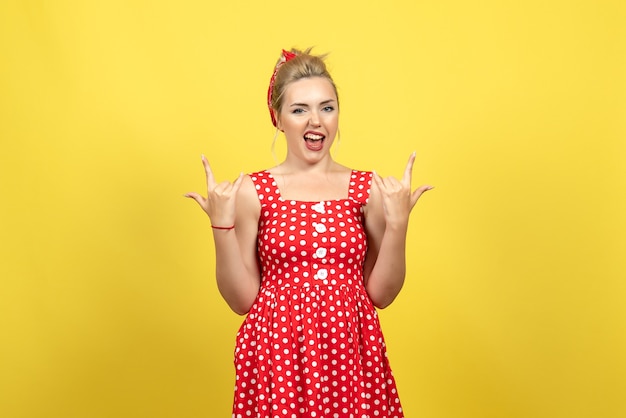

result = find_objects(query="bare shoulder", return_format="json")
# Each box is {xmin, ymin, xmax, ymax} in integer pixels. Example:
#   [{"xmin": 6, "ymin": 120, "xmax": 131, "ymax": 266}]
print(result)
[
  {"xmin": 238, "ymin": 174, "xmax": 258, "ymax": 196},
  {"xmin": 363, "ymin": 173, "xmax": 385, "ymax": 256},
  {"xmin": 364, "ymin": 174, "xmax": 383, "ymax": 220},
  {"xmin": 332, "ymin": 162, "xmax": 353, "ymax": 175},
  {"xmin": 236, "ymin": 174, "xmax": 261, "ymax": 218}
]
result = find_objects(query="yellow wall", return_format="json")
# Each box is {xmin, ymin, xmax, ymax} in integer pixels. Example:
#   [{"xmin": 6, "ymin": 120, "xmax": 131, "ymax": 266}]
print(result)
[{"xmin": 1, "ymin": 1, "xmax": 624, "ymax": 417}]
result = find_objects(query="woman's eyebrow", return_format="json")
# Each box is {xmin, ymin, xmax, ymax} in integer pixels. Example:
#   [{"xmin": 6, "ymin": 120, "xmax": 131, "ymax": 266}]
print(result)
[{"xmin": 289, "ymin": 99, "xmax": 337, "ymax": 107}]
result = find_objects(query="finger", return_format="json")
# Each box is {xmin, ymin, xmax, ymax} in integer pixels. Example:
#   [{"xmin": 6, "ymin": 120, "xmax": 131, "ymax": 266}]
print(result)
[
  {"xmin": 231, "ymin": 172, "xmax": 245, "ymax": 192},
  {"xmin": 202, "ymin": 155, "xmax": 217, "ymax": 189},
  {"xmin": 372, "ymin": 170, "xmax": 385, "ymax": 190},
  {"xmin": 184, "ymin": 192, "xmax": 206, "ymax": 206},
  {"xmin": 214, "ymin": 180, "xmax": 234, "ymax": 194},
  {"xmin": 410, "ymin": 185, "xmax": 434, "ymax": 207},
  {"xmin": 383, "ymin": 176, "xmax": 400, "ymax": 189},
  {"xmin": 402, "ymin": 152, "xmax": 416, "ymax": 186},
  {"xmin": 221, "ymin": 173, "xmax": 244, "ymax": 194}
]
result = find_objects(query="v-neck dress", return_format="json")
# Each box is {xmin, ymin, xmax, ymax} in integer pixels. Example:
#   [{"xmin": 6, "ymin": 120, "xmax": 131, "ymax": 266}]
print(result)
[{"xmin": 232, "ymin": 169, "xmax": 404, "ymax": 418}]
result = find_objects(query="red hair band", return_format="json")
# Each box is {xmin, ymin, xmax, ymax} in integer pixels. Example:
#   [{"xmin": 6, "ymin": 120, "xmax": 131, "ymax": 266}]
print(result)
[{"xmin": 267, "ymin": 49, "xmax": 297, "ymax": 127}]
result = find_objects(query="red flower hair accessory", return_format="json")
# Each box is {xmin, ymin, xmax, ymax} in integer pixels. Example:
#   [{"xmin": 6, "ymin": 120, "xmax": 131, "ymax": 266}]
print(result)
[{"xmin": 267, "ymin": 49, "xmax": 298, "ymax": 127}]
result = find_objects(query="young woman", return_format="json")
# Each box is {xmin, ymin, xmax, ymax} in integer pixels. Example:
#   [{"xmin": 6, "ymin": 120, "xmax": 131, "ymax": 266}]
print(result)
[{"xmin": 186, "ymin": 48, "xmax": 432, "ymax": 417}]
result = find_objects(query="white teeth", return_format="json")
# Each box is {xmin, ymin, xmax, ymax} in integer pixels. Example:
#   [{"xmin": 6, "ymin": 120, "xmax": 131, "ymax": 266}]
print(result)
[{"xmin": 304, "ymin": 134, "xmax": 324, "ymax": 140}]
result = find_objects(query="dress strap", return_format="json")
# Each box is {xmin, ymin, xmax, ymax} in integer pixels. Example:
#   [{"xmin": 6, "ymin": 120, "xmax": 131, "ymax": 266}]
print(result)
[
  {"xmin": 348, "ymin": 170, "xmax": 373, "ymax": 205},
  {"xmin": 249, "ymin": 171, "xmax": 280, "ymax": 206}
]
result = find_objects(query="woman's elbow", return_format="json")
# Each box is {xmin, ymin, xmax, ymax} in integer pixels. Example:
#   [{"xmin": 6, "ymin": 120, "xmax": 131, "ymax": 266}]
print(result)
[
  {"xmin": 231, "ymin": 305, "xmax": 251, "ymax": 316},
  {"xmin": 371, "ymin": 295, "xmax": 397, "ymax": 310},
  {"xmin": 220, "ymin": 287, "xmax": 258, "ymax": 316},
  {"xmin": 227, "ymin": 298, "xmax": 255, "ymax": 315},
  {"xmin": 366, "ymin": 279, "xmax": 404, "ymax": 309}
]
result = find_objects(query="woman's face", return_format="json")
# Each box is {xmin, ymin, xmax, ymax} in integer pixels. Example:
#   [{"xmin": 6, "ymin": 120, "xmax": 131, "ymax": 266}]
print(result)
[{"xmin": 277, "ymin": 76, "xmax": 339, "ymax": 164}]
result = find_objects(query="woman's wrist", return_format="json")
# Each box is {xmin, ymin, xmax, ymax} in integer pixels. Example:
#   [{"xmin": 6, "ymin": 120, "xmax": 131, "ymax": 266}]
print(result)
[
  {"xmin": 211, "ymin": 224, "xmax": 235, "ymax": 231},
  {"xmin": 384, "ymin": 219, "xmax": 409, "ymax": 233}
]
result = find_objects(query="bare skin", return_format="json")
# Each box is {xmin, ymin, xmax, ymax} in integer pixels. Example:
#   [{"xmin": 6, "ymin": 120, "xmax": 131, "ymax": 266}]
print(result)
[{"xmin": 186, "ymin": 77, "xmax": 433, "ymax": 313}]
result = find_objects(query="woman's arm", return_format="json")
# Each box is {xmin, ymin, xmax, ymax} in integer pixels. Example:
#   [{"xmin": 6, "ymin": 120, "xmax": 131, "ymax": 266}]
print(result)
[
  {"xmin": 212, "ymin": 176, "xmax": 261, "ymax": 315},
  {"xmin": 186, "ymin": 156, "xmax": 261, "ymax": 315},
  {"xmin": 363, "ymin": 153, "xmax": 432, "ymax": 309}
]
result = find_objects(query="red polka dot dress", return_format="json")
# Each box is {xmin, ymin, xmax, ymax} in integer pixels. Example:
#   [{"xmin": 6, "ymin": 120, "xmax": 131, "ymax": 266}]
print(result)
[{"xmin": 232, "ymin": 170, "xmax": 404, "ymax": 418}]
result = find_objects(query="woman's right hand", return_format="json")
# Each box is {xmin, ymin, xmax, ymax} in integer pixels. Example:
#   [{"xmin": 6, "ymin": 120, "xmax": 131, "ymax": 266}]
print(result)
[{"xmin": 185, "ymin": 155, "xmax": 244, "ymax": 227}]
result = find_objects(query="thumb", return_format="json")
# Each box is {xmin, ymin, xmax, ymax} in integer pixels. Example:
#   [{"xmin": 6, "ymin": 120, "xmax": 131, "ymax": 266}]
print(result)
[
  {"xmin": 410, "ymin": 185, "xmax": 434, "ymax": 207},
  {"xmin": 184, "ymin": 192, "xmax": 205, "ymax": 206}
]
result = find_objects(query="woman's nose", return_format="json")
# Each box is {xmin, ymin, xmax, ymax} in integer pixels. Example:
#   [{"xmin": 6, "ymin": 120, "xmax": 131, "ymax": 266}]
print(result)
[{"xmin": 309, "ymin": 111, "xmax": 321, "ymax": 126}]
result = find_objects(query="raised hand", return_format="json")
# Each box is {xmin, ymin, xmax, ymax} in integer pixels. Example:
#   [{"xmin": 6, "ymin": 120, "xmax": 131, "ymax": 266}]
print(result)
[
  {"xmin": 372, "ymin": 152, "xmax": 433, "ymax": 228},
  {"xmin": 185, "ymin": 155, "xmax": 244, "ymax": 227}
]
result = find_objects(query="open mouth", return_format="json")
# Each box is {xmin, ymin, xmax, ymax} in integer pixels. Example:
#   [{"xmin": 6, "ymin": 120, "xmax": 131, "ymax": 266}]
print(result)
[
  {"xmin": 304, "ymin": 133, "xmax": 325, "ymax": 141},
  {"xmin": 304, "ymin": 132, "xmax": 325, "ymax": 151}
]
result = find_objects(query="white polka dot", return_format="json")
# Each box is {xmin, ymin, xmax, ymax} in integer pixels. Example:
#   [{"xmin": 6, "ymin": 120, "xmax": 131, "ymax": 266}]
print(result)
[{"xmin": 231, "ymin": 170, "xmax": 400, "ymax": 417}]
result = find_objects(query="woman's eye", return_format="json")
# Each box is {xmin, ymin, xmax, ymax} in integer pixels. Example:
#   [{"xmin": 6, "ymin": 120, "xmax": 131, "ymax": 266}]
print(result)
[
  {"xmin": 322, "ymin": 106, "xmax": 335, "ymax": 112},
  {"xmin": 291, "ymin": 108, "xmax": 304, "ymax": 114}
]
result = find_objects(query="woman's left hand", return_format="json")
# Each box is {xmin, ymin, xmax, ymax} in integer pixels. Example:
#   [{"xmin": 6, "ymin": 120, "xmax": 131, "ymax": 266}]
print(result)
[{"xmin": 372, "ymin": 152, "xmax": 433, "ymax": 229}]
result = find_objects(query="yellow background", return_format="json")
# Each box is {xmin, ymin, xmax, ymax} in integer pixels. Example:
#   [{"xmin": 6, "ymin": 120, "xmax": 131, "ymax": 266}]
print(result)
[{"xmin": 1, "ymin": 1, "xmax": 624, "ymax": 417}]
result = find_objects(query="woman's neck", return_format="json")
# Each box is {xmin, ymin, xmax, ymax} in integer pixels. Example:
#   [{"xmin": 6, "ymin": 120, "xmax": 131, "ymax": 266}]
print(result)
[{"xmin": 274, "ymin": 156, "xmax": 341, "ymax": 175}]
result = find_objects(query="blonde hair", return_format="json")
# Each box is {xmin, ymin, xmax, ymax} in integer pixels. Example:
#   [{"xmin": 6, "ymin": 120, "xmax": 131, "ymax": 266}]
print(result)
[{"xmin": 269, "ymin": 48, "xmax": 339, "ymax": 124}]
